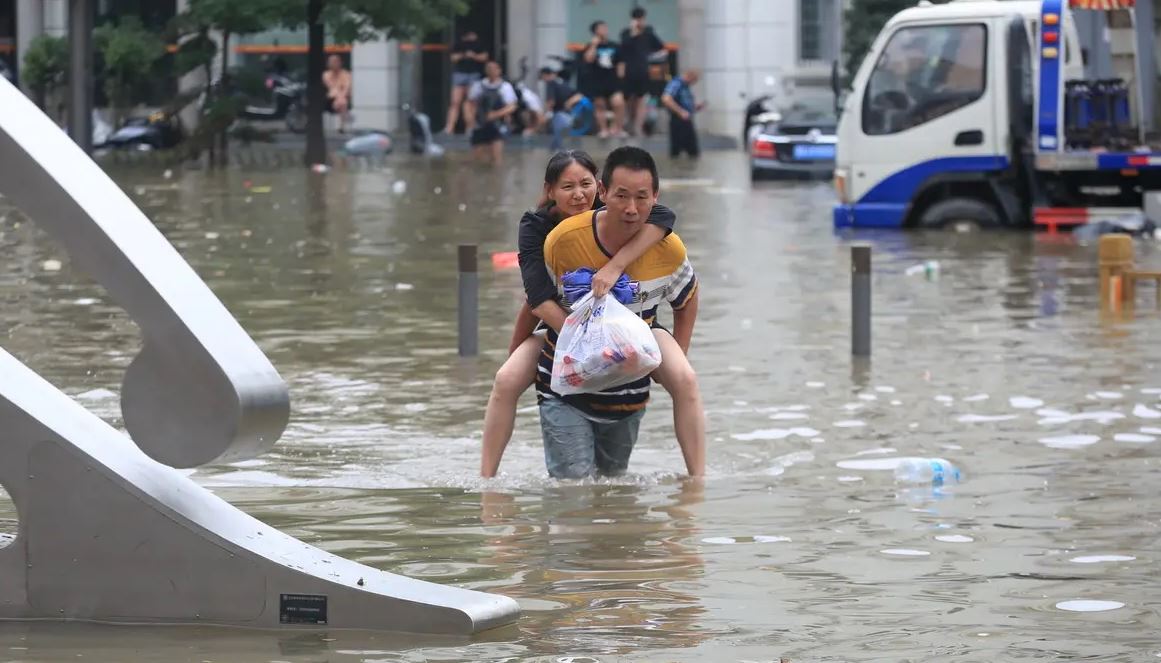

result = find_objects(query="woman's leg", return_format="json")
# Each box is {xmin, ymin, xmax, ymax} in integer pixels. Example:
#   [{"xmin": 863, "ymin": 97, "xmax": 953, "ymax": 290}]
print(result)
[
  {"xmin": 480, "ymin": 335, "xmax": 543, "ymax": 476},
  {"xmin": 445, "ymin": 84, "xmax": 466, "ymax": 134},
  {"xmin": 652, "ymin": 329, "xmax": 706, "ymax": 476}
]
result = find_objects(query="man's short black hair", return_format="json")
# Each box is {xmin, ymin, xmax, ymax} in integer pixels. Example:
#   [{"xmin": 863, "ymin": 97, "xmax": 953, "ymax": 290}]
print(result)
[
  {"xmin": 539, "ymin": 66, "xmax": 556, "ymax": 77},
  {"xmin": 590, "ymin": 20, "xmax": 606, "ymax": 34},
  {"xmin": 601, "ymin": 146, "xmax": 659, "ymax": 192},
  {"xmin": 630, "ymin": 7, "xmax": 646, "ymax": 19}
]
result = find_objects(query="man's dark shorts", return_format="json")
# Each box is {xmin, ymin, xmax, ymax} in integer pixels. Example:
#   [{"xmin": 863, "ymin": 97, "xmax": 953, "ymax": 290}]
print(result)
[
  {"xmin": 470, "ymin": 123, "xmax": 503, "ymax": 146},
  {"xmin": 585, "ymin": 76, "xmax": 622, "ymax": 101}
]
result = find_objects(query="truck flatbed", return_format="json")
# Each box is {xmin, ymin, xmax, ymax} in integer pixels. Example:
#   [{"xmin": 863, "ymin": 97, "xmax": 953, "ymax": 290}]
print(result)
[{"xmin": 1036, "ymin": 150, "xmax": 1161, "ymax": 171}]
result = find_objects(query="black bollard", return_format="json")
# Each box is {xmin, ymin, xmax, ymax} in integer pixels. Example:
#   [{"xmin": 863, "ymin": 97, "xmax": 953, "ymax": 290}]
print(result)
[
  {"xmin": 458, "ymin": 244, "xmax": 478, "ymax": 357},
  {"xmin": 852, "ymin": 244, "xmax": 871, "ymax": 356}
]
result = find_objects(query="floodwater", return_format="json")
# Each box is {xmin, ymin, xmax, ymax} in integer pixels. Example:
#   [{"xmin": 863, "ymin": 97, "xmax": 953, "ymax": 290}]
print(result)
[{"xmin": 1, "ymin": 148, "xmax": 1161, "ymax": 661}]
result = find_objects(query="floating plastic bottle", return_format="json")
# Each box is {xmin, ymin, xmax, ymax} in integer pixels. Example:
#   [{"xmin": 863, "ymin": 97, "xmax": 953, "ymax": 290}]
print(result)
[
  {"xmin": 904, "ymin": 260, "xmax": 940, "ymax": 279},
  {"xmin": 894, "ymin": 458, "xmax": 961, "ymax": 486}
]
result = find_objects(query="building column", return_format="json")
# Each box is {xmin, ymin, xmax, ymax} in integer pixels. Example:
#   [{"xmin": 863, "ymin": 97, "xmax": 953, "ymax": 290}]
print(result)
[
  {"xmin": 16, "ymin": 0, "xmax": 44, "ymax": 93},
  {"xmin": 532, "ymin": 0, "xmax": 565, "ymax": 76},
  {"xmin": 701, "ymin": 0, "xmax": 749, "ymax": 138},
  {"xmin": 506, "ymin": 0, "xmax": 535, "ymax": 79},
  {"xmin": 351, "ymin": 35, "xmax": 400, "ymax": 131},
  {"xmin": 43, "ymin": 0, "xmax": 65, "ymax": 36},
  {"xmin": 700, "ymin": 0, "xmax": 795, "ymax": 139}
]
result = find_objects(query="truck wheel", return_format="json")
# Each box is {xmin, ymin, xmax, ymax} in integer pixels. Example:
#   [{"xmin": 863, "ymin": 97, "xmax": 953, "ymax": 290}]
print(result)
[{"xmin": 918, "ymin": 198, "xmax": 1001, "ymax": 232}]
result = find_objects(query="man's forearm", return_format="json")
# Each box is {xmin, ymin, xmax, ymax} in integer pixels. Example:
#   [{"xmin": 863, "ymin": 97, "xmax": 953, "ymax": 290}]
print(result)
[
  {"xmin": 610, "ymin": 224, "xmax": 665, "ymax": 271},
  {"xmin": 671, "ymin": 291, "xmax": 698, "ymax": 354},
  {"xmin": 532, "ymin": 300, "xmax": 568, "ymax": 333},
  {"xmin": 491, "ymin": 103, "xmax": 518, "ymax": 121},
  {"xmin": 661, "ymin": 94, "xmax": 685, "ymax": 117}
]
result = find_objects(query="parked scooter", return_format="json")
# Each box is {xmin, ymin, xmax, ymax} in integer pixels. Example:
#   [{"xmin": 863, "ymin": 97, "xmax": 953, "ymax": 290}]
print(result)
[
  {"xmin": 100, "ymin": 110, "xmax": 183, "ymax": 151},
  {"xmin": 238, "ymin": 72, "xmax": 307, "ymax": 134},
  {"xmin": 407, "ymin": 106, "xmax": 444, "ymax": 156},
  {"xmin": 743, "ymin": 94, "xmax": 780, "ymax": 151}
]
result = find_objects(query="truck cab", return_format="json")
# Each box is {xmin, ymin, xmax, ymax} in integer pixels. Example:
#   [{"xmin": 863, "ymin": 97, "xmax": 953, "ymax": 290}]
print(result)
[{"xmin": 833, "ymin": 0, "xmax": 1157, "ymax": 230}]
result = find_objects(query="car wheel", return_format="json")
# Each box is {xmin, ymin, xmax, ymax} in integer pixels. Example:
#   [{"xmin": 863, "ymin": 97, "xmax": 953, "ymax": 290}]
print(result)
[
  {"xmin": 750, "ymin": 167, "xmax": 763, "ymax": 182},
  {"xmin": 918, "ymin": 198, "xmax": 1001, "ymax": 232}
]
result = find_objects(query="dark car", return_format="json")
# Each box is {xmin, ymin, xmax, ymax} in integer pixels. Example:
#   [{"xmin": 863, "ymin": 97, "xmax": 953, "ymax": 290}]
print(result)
[{"xmin": 749, "ymin": 101, "xmax": 837, "ymax": 181}]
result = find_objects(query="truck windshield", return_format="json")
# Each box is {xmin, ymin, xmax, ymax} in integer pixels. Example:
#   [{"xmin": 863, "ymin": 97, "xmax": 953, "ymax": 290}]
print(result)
[{"xmin": 862, "ymin": 23, "xmax": 988, "ymax": 136}]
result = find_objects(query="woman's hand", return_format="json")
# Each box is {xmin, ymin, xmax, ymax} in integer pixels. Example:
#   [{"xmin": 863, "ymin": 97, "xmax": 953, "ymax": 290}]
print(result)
[{"xmin": 591, "ymin": 262, "xmax": 624, "ymax": 298}]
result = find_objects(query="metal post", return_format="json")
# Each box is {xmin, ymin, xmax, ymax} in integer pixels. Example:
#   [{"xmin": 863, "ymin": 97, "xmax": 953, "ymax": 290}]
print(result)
[
  {"xmin": 458, "ymin": 244, "xmax": 478, "ymax": 357},
  {"xmin": 851, "ymin": 244, "xmax": 871, "ymax": 357},
  {"xmin": 67, "ymin": 0, "xmax": 93, "ymax": 153}
]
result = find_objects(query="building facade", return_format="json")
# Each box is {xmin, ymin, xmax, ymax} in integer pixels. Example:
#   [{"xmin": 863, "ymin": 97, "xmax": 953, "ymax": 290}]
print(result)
[{"xmin": 504, "ymin": 0, "xmax": 844, "ymax": 139}]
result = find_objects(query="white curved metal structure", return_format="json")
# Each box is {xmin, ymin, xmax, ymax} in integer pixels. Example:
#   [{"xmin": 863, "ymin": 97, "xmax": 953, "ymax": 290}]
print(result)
[{"xmin": 0, "ymin": 77, "xmax": 520, "ymax": 633}]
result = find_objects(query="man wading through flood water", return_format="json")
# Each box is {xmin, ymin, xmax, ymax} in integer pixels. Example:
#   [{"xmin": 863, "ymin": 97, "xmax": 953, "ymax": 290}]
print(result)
[{"xmin": 535, "ymin": 146, "xmax": 701, "ymax": 479}]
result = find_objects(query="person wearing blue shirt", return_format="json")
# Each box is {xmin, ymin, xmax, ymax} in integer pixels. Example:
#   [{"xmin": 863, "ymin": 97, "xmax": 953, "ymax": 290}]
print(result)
[
  {"xmin": 539, "ymin": 67, "xmax": 593, "ymax": 151},
  {"xmin": 661, "ymin": 69, "xmax": 704, "ymax": 158}
]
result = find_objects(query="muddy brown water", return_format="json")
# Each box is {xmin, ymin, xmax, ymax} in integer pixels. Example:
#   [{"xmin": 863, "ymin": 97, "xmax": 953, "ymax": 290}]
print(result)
[{"xmin": 1, "ymin": 149, "xmax": 1160, "ymax": 661}]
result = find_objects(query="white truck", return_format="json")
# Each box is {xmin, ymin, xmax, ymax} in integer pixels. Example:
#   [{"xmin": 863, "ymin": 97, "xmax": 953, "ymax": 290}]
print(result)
[{"xmin": 832, "ymin": 0, "xmax": 1160, "ymax": 231}]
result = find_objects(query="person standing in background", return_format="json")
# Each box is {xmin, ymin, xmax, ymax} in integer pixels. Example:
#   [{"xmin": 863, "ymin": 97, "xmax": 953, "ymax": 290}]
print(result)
[
  {"xmin": 582, "ymin": 20, "xmax": 627, "ymax": 139},
  {"xmin": 468, "ymin": 61, "xmax": 519, "ymax": 165},
  {"xmin": 322, "ymin": 54, "xmax": 353, "ymax": 134},
  {"xmin": 618, "ymin": 7, "xmax": 667, "ymax": 137},
  {"xmin": 661, "ymin": 68, "xmax": 704, "ymax": 158},
  {"xmin": 444, "ymin": 30, "xmax": 488, "ymax": 135}
]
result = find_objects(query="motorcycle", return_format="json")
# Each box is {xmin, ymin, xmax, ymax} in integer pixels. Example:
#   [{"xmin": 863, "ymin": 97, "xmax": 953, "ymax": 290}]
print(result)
[
  {"xmin": 236, "ymin": 72, "xmax": 307, "ymax": 134},
  {"xmin": 406, "ymin": 106, "xmax": 444, "ymax": 156},
  {"xmin": 743, "ymin": 94, "xmax": 781, "ymax": 151},
  {"xmin": 100, "ymin": 110, "xmax": 183, "ymax": 151}
]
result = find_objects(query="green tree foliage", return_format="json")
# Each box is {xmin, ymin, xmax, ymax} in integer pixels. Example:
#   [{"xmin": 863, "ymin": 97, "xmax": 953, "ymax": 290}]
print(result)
[
  {"xmin": 292, "ymin": 0, "xmax": 468, "ymax": 165},
  {"xmin": 175, "ymin": 0, "xmax": 290, "ymax": 165},
  {"xmin": 21, "ymin": 35, "xmax": 69, "ymax": 111},
  {"xmin": 94, "ymin": 17, "xmax": 166, "ymax": 123},
  {"xmin": 181, "ymin": 0, "xmax": 289, "ymax": 81},
  {"xmin": 843, "ymin": 0, "xmax": 913, "ymax": 83}
]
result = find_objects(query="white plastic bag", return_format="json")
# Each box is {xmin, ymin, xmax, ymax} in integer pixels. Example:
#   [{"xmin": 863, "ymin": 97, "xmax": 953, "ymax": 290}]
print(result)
[{"xmin": 550, "ymin": 293, "xmax": 662, "ymax": 395}]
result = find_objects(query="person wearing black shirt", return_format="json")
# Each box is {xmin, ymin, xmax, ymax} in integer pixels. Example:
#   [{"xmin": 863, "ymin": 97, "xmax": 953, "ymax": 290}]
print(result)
[
  {"xmin": 444, "ymin": 30, "xmax": 488, "ymax": 134},
  {"xmin": 540, "ymin": 67, "xmax": 590, "ymax": 151},
  {"xmin": 618, "ymin": 7, "xmax": 666, "ymax": 137},
  {"xmin": 582, "ymin": 20, "xmax": 627, "ymax": 138}
]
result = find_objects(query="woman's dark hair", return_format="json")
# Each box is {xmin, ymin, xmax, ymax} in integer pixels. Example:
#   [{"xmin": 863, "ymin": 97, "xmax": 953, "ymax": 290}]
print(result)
[
  {"xmin": 590, "ymin": 20, "xmax": 605, "ymax": 34},
  {"xmin": 537, "ymin": 150, "xmax": 599, "ymax": 221}
]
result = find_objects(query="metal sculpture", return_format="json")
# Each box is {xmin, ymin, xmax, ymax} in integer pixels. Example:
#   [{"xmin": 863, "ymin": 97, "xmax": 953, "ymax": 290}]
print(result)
[{"xmin": 0, "ymin": 77, "xmax": 519, "ymax": 633}]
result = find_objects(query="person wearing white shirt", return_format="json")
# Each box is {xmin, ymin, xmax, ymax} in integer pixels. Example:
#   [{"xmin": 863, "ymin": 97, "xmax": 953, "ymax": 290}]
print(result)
[{"xmin": 467, "ymin": 61, "xmax": 519, "ymax": 165}]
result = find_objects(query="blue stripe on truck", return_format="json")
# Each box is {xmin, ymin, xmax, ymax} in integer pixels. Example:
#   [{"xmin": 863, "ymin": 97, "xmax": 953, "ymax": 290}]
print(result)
[{"xmin": 834, "ymin": 155, "xmax": 1010, "ymax": 228}]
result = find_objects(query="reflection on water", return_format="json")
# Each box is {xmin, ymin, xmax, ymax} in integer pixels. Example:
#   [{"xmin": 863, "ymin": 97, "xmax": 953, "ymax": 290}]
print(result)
[{"xmin": 1, "ymin": 151, "xmax": 1161, "ymax": 660}]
